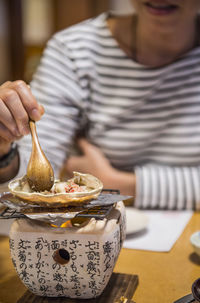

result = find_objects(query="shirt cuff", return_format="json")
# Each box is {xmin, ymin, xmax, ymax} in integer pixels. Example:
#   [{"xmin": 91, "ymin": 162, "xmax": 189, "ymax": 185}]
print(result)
[
  {"xmin": 134, "ymin": 164, "xmax": 200, "ymax": 210},
  {"xmin": 0, "ymin": 152, "xmax": 28, "ymax": 193}
]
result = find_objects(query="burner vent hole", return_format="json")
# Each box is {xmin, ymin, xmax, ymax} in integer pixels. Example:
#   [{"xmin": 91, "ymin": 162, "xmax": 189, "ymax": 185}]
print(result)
[{"xmin": 53, "ymin": 248, "xmax": 70, "ymax": 265}]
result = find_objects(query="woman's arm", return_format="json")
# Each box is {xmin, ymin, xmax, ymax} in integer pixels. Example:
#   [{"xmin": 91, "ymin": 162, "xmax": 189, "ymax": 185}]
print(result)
[{"xmin": 64, "ymin": 139, "xmax": 200, "ymax": 210}]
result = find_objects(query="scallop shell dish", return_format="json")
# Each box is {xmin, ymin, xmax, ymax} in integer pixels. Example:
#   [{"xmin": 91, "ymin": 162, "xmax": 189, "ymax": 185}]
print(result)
[{"xmin": 8, "ymin": 172, "xmax": 103, "ymax": 207}]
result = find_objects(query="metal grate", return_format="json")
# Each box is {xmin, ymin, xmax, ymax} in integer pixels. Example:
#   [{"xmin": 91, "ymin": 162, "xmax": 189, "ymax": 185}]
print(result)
[
  {"xmin": 0, "ymin": 204, "xmax": 113, "ymax": 221},
  {"xmin": 0, "ymin": 189, "xmax": 130, "ymax": 221},
  {"xmin": 75, "ymin": 205, "xmax": 113, "ymax": 219}
]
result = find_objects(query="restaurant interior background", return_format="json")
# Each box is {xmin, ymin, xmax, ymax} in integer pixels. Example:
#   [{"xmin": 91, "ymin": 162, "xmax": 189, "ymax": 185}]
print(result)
[{"xmin": 0, "ymin": 0, "xmax": 133, "ymax": 85}]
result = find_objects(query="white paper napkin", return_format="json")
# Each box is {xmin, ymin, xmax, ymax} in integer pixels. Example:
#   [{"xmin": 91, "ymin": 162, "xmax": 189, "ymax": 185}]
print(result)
[{"xmin": 123, "ymin": 210, "xmax": 193, "ymax": 252}]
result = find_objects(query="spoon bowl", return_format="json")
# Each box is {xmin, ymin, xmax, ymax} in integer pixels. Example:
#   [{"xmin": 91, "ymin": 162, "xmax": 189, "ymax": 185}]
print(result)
[{"xmin": 27, "ymin": 120, "xmax": 54, "ymax": 192}]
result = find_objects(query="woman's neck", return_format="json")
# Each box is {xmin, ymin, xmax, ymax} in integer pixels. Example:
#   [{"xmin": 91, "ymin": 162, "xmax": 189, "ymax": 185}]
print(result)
[
  {"xmin": 107, "ymin": 14, "xmax": 199, "ymax": 67},
  {"xmin": 136, "ymin": 17, "xmax": 198, "ymax": 67}
]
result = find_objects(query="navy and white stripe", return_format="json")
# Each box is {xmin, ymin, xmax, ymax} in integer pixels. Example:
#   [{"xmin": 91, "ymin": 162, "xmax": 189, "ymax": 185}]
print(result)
[{"xmin": 17, "ymin": 13, "xmax": 200, "ymax": 209}]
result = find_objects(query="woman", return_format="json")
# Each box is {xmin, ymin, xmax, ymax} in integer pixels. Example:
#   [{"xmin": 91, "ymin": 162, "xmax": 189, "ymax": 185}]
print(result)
[{"xmin": 0, "ymin": 0, "xmax": 200, "ymax": 209}]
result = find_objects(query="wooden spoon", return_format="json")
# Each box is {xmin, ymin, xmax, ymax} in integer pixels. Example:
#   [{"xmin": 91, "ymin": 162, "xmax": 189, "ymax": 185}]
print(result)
[{"xmin": 27, "ymin": 120, "xmax": 54, "ymax": 192}]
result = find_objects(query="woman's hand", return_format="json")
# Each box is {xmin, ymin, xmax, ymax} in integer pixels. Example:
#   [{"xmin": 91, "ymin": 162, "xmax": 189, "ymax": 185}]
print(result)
[
  {"xmin": 0, "ymin": 80, "xmax": 44, "ymax": 183},
  {"xmin": 0, "ymin": 80, "xmax": 44, "ymax": 155},
  {"xmin": 65, "ymin": 138, "xmax": 115, "ymax": 179},
  {"xmin": 64, "ymin": 138, "xmax": 136, "ymax": 196}
]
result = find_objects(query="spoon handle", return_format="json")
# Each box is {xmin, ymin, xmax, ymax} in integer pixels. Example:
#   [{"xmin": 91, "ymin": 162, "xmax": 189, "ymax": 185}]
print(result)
[
  {"xmin": 29, "ymin": 120, "xmax": 40, "ymax": 149},
  {"xmin": 173, "ymin": 293, "xmax": 195, "ymax": 303}
]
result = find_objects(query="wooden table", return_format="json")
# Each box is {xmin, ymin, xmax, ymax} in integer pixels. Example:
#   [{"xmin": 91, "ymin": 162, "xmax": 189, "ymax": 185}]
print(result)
[{"xmin": 1, "ymin": 212, "xmax": 200, "ymax": 303}]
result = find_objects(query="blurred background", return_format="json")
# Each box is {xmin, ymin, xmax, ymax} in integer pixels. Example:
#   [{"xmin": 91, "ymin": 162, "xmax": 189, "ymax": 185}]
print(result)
[{"xmin": 0, "ymin": 0, "xmax": 133, "ymax": 85}]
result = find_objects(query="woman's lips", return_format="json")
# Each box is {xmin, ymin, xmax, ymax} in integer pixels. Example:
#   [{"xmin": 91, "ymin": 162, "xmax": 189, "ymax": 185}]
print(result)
[{"xmin": 144, "ymin": 2, "xmax": 178, "ymax": 16}]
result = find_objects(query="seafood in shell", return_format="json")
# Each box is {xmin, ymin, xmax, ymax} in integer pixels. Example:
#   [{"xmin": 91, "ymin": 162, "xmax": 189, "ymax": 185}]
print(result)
[{"xmin": 8, "ymin": 172, "xmax": 103, "ymax": 207}]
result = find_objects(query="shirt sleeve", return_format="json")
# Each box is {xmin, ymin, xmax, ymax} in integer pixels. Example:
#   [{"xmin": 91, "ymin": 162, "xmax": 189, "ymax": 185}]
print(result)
[
  {"xmin": 17, "ymin": 34, "xmax": 86, "ymax": 178},
  {"xmin": 134, "ymin": 164, "xmax": 200, "ymax": 210}
]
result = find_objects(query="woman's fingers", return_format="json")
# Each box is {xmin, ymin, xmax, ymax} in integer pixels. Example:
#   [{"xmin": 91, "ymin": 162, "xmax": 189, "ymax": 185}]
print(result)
[
  {"xmin": 9, "ymin": 80, "xmax": 41, "ymax": 121},
  {"xmin": 0, "ymin": 97, "xmax": 20, "ymax": 136},
  {"xmin": 0, "ymin": 80, "xmax": 44, "ymax": 141},
  {"xmin": 0, "ymin": 89, "xmax": 29, "ymax": 136},
  {"xmin": 0, "ymin": 81, "xmax": 12, "ymax": 89},
  {"xmin": 78, "ymin": 138, "xmax": 102, "ymax": 156},
  {"xmin": 78, "ymin": 138, "xmax": 97, "ymax": 153},
  {"xmin": 39, "ymin": 104, "xmax": 45, "ymax": 116},
  {"xmin": 0, "ymin": 122, "xmax": 17, "ymax": 142}
]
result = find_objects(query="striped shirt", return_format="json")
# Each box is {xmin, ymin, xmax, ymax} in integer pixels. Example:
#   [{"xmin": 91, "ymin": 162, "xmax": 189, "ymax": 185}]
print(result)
[{"xmin": 18, "ymin": 13, "xmax": 200, "ymax": 210}]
